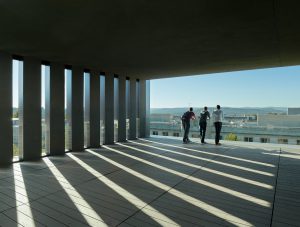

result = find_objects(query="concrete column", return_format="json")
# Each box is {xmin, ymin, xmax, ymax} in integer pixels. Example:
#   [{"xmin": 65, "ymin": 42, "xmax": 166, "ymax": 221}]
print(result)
[
  {"xmin": 71, "ymin": 67, "xmax": 84, "ymax": 151},
  {"xmin": 129, "ymin": 78, "xmax": 136, "ymax": 140},
  {"xmin": 20, "ymin": 57, "xmax": 41, "ymax": 160},
  {"xmin": 90, "ymin": 71, "xmax": 100, "ymax": 147},
  {"xmin": 0, "ymin": 53, "xmax": 12, "ymax": 165},
  {"xmin": 105, "ymin": 73, "xmax": 114, "ymax": 144},
  {"xmin": 48, "ymin": 63, "xmax": 65, "ymax": 155},
  {"xmin": 139, "ymin": 80, "xmax": 150, "ymax": 138},
  {"xmin": 118, "ymin": 75, "xmax": 126, "ymax": 142}
]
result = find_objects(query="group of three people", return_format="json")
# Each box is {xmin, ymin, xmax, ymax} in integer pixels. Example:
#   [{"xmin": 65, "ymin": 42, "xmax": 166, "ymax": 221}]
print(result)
[{"xmin": 182, "ymin": 105, "xmax": 223, "ymax": 145}]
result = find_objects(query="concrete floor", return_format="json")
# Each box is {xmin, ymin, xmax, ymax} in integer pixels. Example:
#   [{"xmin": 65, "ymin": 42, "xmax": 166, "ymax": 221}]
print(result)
[{"xmin": 0, "ymin": 137, "xmax": 299, "ymax": 226}]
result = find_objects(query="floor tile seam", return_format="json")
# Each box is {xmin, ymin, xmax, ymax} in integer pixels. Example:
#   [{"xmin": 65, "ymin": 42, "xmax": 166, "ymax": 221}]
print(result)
[
  {"xmin": 48, "ymin": 190, "xmax": 141, "ymax": 219},
  {"xmin": 0, "ymin": 190, "xmax": 41, "ymax": 210},
  {"xmin": 145, "ymin": 142, "xmax": 232, "ymax": 159},
  {"xmin": 274, "ymin": 195, "xmax": 300, "ymax": 201},
  {"xmin": 14, "ymin": 187, "xmax": 73, "ymax": 211},
  {"xmin": 124, "ymin": 214, "xmax": 179, "ymax": 227},
  {"xmin": 0, "ymin": 203, "xmax": 27, "ymax": 214},
  {"xmin": 34, "ymin": 196, "xmax": 110, "ymax": 225},
  {"xmin": 277, "ymin": 170, "xmax": 300, "ymax": 174},
  {"xmin": 0, "ymin": 192, "xmax": 24, "ymax": 210},
  {"xmin": 144, "ymin": 199, "xmax": 272, "ymax": 222},
  {"xmin": 122, "ymin": 219, "xmax": 159, "ymax": 227},
  {"xmin": 125, "ymin": 143, "xmax": 215, "ymax": 172},
  {"xmin": 275, "ymin": 195, "xmax": 300, "ymax": 201},
  {"xmin": 2, "ymin": 177, "xmax": 61, "ymax": 198},
  {"xmin": 33, "ymin": 200, "xmax": 91, "ymax": 226},
  {"xmin": 159, "ymin": 138, "xmax": 281, "ymax": 157},
  {"xmin": 123, "ymin": 220, "xmax": 159, "ymax": 227},
  {"xmin": 147, "ymin": 141, "xmax": 276, "ymax": 178},
  {"xmin": 58, "ymin": 175, "xmax": 101, "ymax": 189},
  {"xmin": 135, "ymin": 207, "xmax": 224, "ymax": 227},
  {"xmin": 270, "ymin": 148, "xmax": 283, "ymax": 227},
  {"xmin": 37, "ymin": 193, "xmax": 128, "ymax": 225},
  {"xmin": 141, "ymin": 200, "xmax": 257, "ymax": 227},
  {"xmin": 20, "ymin": 165, "xmax": 107, "ymax": 188},
  {"xmin": 3, "ymin": 207, "xmax": 38, "ymax": 226},
  {"xmin": 7, "ymin": 183, "xmax": 61, "ymax": 197},
  {"xmin": 1, "ymin": 212, "xmax": 24, "ymax": 227},
  {"xmin": 176, "ymin": 184, "xmax": 273, "ymax": 194},
  {"xmin": 114, "ymin": 150, "xmax": 198, "ymax": 226},
  {"xmin": 116, "ymin": 201, "xmax": 180, "ymax": 227},
  {"xmin": 123, "ymin": 145, "xmax": 228, "ymax": 196},
  {"xmin": 0, "ymin": 175, "xmax": 15, "ymax": 181},
  {"xmin": 174, "ymin": 186, "xmax": 275, "ymax": 199},
  {"xmin": 166, "ymin": 195, "xmax": 273, "ymax": 218},
  {"xmin": 2, "ymin": 203, "xmax": 63, "ymax": 227},
  {"xmin": 271, "ymin": 214, "xmax": 300, "ymax": 221},
  {"xmin": 275, "ymin": 188, "xmax": 300, "ymax": 194},
  {"xmin": 173, "ymin": 147, "xmax": 232, "ymax": 187},
  {"xmin": 276, "ymin": 184, "xmax": 300, "ymax": 187},
  {"xmin": 272, "ymin": 202, "xmax": 300, "ymax": 209},
  {"xmin": 143, "ymin": 142, "xmax": 266, "ymax": 175},
  {"xmin": 131, "ymin": 143, "xmax": 263, "ymax": 174},
  {"xmin": 153, "ymin": 192, "xmax": 273, "ymax": 215},
  {"xmin": 140, "ymin": 201, "xmax": 272, "ymax": 226},
  {"xmin": 1, "ymin": 176, "xmax": 67, "ymax": 204},
  {"xmin": 63, "ymin": 185, "xmax": 152, "ymax": 208},
  {"xmin": 271, "ymin": 213, "xmax": 300, "ymax": 221},
  {"xmin": 51, "ymin": 186, "xmax": 147, "ymax": 211},
  {"xmin": 271, "ymin": 215, "xmax": 300, "ymax": 224},
  {"xmin": 5, "ymin": 169, "xmax": 93, "ymax": 189},
  {"xmin": 271, "ymin": 221, "xmax": 300, "ymax": 227},
  {"xmin": 94, "ymin": 149, "xmax": 174, "ymax": 181},
  {"xmin": 12, "ymin": 162, "xmax": 67, "ymax": 174},
  {"xmin": 164, "ymin": 147, "xmax": 273, "ymax": 226},
  {"xmin": 10, "ymin": 156, "xmax": 92, "ymax": 175}
]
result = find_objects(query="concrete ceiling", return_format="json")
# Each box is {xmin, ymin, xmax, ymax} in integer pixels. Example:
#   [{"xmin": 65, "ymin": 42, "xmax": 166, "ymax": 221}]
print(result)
[{"xmin": 1, "ymin": 0, "xmax": 300, "ymax": 79}]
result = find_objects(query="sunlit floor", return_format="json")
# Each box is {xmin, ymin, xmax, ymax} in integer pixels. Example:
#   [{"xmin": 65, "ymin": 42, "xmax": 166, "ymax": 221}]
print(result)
[{"xmin": 0, "ymin": 136, "xmax": 299, "ymax": 227}]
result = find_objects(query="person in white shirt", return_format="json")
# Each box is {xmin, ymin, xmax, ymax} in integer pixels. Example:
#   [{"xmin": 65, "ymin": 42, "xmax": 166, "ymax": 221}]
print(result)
[{"xmin": 212, "ymin": 105, "xmax": 223, "ymax": 145}]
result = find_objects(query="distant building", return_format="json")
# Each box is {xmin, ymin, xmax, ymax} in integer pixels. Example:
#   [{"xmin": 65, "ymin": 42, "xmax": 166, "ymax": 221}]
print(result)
[
  {"xmin": 150, "ymin": 114, "xmax": 175, "ymax": 123},
  {"xmin": 150, "ymin": 113, "xmax": 300, "ymax": 145},
  {"xmin": 288, "ymin": 108, "xmax": 300, "ymax": 115},
  {"xmin": 257, "ymin": 114, "xmax": 300, "ymax": 127}
]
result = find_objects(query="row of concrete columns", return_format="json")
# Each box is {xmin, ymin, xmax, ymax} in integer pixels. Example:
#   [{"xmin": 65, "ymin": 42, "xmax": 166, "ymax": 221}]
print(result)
[{"xmin": 0, "ymin": 53, "xmax": 150, "ymax": 165}]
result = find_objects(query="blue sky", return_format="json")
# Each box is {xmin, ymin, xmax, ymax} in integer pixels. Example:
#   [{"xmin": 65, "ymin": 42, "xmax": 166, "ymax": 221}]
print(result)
[
  {"xmin": 12, "ymin": 60, "xmax": 46, "ymax": 108},
  {"xmin": 12, "ymin": 61, "xmax": 300, "ymax": 108},
  {"xmin": 150, "ymin": 66, "xmax": 300, "ymax": 108}
]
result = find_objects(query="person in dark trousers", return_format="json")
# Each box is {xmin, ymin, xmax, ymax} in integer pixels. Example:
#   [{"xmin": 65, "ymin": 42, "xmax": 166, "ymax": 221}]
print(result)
[
  {"xmin": 213, "ymin": 105, "xmax": 223, "ymax": 145},
  {"xmin": 182, "ymin": 107, "xmax": 195, "ymax": 143},
  {"xmin": 199, "ymin": 106, "xmax": 210, "ymax": 144}
]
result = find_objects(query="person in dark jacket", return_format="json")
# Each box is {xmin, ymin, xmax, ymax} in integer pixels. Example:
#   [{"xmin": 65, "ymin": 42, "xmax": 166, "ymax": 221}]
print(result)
[
  {"xmin": 182, "ymin": 107, "xmax": 195, "ymax": 143},
  {"xmin": 199, "ymin": 106, "xmax": 210, "ymax": 144}
]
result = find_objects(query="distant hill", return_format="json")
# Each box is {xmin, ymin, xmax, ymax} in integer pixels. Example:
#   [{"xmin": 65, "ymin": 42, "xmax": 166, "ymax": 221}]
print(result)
[{"xmin": 150, "ymin": 107, "xmax": 287, "ymax": 116}]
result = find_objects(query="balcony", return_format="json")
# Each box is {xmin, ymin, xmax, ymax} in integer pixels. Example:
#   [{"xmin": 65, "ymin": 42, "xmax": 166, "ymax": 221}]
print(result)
[{"xmin": 0, "ymin": 136, "xmax": 299, "ymax": 226}]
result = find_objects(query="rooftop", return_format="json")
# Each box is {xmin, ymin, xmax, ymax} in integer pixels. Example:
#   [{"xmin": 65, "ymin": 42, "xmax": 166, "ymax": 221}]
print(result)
[{"xmin": 0, "ymin": 137, "xmax": 299, "ymax": 226}]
